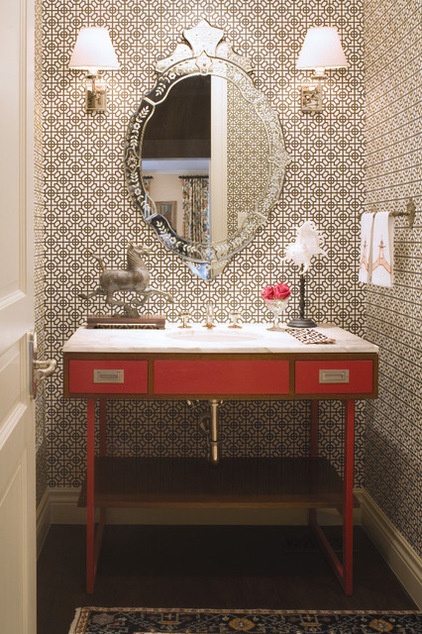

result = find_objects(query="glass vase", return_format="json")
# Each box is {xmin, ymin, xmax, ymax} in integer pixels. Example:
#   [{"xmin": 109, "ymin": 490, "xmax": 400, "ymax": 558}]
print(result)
[{"xmin": 263, "ymin": 297, "xmax": 290, "ymax": 331}]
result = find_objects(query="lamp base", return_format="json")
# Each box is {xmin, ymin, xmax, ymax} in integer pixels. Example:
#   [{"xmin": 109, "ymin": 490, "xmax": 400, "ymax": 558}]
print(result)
[{"xmin": 288, "ymin": 316, "xmax": 317, "ymax": 328}]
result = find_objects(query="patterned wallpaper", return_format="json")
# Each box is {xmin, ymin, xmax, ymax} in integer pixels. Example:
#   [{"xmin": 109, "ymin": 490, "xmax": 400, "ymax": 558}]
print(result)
[
  {"xmin": 363, "ymin": 0, "xmax": 422, "ymax": 557},
  {"xmin": 40, "ymin": 1, "xmax": 367, "ymax": 491},
  {"xmin": 34, "ymin": 0, "xmax": 49, "ymax": 505}
]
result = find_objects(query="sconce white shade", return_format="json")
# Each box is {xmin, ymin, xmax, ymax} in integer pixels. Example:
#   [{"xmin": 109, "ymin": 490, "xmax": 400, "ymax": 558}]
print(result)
[
  {"xmin": 69, "ymin": 27, "xmax": 120, "ymax": 72},
  {"xmin": 296, "ymin": 27, "xmax": 348, "ymax": 72}
]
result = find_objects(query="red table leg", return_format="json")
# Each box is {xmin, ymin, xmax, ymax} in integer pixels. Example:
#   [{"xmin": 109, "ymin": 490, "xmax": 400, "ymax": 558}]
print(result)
[
  {"xmin": 309, "ymin": 399, "xmax": 355, "ymax": 595},
  {"xmin": 86, "ymin": 398, "xmax": 108, "ymax": 593},
  {"xmin": 98, "ymin": 399, "xmax": 107, "ymax": 561},
  {"xmin": 86, "ymin": 398, "xmax": 96, "ymax": 594},
  {"xmin": 343, "ymin": 399, "xmax": 355, "ymax": 595}
]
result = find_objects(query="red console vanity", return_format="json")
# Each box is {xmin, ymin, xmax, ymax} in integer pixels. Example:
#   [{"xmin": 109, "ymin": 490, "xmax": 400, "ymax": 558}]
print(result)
[{"xmin": 63, "ymin": 323, "xmax": 378, "ymax": 594}]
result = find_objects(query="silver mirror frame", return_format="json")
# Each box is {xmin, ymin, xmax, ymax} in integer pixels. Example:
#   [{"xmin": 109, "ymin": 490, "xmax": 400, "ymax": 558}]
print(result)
[{"xmin": 125, "ymin": 19, "xmax": 290, "ymax": 281}]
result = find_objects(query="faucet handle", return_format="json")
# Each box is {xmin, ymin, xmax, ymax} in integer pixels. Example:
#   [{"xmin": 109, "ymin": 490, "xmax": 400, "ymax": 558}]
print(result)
[
  {"xmin": 178, "ymin": 313, "xmax": 191, "ymax": 329},
  {"xmin": 228, "ymin": 310, "xmax": 242, "ymax": 329}
]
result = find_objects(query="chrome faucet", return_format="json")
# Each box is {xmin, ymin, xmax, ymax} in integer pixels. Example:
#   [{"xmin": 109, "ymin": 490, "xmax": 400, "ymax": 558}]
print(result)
[{"xmin": 204, "ymin": 301, "xmax": 216, "ymax": 329}]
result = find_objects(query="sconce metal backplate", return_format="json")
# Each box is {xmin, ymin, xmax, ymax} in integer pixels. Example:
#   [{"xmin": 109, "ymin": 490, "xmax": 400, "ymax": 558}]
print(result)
[
  {"xmin": 86, "ymin": 75, "xmax": 107, "ymax": 112},
  {"xmin": 300, "ymin": 83, "xmax": 323, "ymax": 112}
]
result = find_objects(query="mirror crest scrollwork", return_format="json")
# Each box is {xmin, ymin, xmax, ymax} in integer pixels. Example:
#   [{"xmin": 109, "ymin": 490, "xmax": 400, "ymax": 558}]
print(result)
[{"xmin": 125, "ymin": 19, "xmax": 290, "ymax": 280}]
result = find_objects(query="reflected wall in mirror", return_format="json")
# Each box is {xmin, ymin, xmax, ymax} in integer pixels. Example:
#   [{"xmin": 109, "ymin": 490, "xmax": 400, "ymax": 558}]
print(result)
[{"xmin": 125, "ymin": 19, "xmax": 290, "ymax": 280}]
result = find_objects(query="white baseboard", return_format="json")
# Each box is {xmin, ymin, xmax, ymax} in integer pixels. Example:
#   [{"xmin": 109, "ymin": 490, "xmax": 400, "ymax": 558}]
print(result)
[
  {"xmin": 43, "ymin": 486, "xmax": 362, "ymax": 527},
  {"xmin": 358, "ymin": 489, "xmax": 422, "ymax": 609},
  {"xmin": 36, "ymin": 489, "xmax": 50, "ymax": 557},
  {"xmin": 48, "ymin": 487, "xmax": 86, "ymax": 524},
  {"xmin": 37, "ymin": 487, "xmax": 421, "ymax": 608}
]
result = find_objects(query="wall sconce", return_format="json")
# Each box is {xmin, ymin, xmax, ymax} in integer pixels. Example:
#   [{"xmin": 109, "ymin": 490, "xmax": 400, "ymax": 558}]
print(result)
[
  {"xmin": 296, "ymin": 26, "xmax": 348, "ymax": 113},
  {"xmin": 69, "ymin": 27, "xmax": 119, "ymax": 113}
]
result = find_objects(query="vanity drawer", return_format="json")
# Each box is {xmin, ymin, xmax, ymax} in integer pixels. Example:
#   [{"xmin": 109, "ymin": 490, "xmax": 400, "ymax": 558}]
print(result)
[
  {"xmin": 153, "ymin": 360, "xmax": 290, "ymax": 395},
  {"xmin": 295, "ymin": 360, "xmax": 374, "ymax": 395},
  {"xmin": 68, "ymin": 360, "xmax": 148, "ymax": 394}
]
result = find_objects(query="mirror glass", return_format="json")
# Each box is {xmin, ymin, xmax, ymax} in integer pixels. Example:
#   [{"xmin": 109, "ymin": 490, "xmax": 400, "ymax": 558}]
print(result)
[{"xmin": 125, "ymin": 19, "xmax": 289, "ymax": 280}]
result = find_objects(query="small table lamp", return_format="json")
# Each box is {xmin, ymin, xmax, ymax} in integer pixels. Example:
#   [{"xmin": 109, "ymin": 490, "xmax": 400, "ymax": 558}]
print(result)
[{"xmin": 69, "ymin": 27, "xmax": 120, "ymax": 112}]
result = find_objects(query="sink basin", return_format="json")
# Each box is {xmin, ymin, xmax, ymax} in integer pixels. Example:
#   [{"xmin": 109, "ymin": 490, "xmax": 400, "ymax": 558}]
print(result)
[{"xmin": 166, "ymin": 329, "xmax": 260, "ymax": 343}]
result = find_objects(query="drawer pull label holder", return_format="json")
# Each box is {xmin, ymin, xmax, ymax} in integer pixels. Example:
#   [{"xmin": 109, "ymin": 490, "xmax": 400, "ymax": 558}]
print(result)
[
  {"xmin": 93, "ymin": 369, "xmax": 125, "ymax": 384},
  {"xmin": 319, "ymin": 369, "xmax": 350, "ymax": 384}
]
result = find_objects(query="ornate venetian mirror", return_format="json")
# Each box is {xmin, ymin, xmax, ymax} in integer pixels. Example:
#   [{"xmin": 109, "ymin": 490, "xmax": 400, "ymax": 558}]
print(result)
[{"xmin": 125, "ymin": 19, "xmax": 290, "ymax": 280}]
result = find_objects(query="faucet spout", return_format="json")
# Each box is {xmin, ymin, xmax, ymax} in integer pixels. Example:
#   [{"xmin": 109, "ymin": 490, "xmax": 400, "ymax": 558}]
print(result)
[{"xmin": 204, "ymin": 301, "xmax": 216, "ymax": 329}]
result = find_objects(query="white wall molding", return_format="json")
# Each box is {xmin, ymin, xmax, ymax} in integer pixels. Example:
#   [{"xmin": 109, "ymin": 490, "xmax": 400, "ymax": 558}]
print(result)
[
  {"xmin": 48, "ymin": 487, "xmax": 86, "ymax": 524},
  {"xmin": 39, "ymin": 487, "xmax": 422, "ymax": 609},
  {"xmin": 36, "ymin": 489, "xmax": 50, "ymax": 557},
  {"xmin": 358, "ymin": 490, "xmax": 422, "ymax": 609},
  {"xmin": 41, "ymin": 486, "xmax": 422, "ymax": 608},
  {"xmin": 42, "ymin": 486, "xmax": 362, "ymax": 527}
]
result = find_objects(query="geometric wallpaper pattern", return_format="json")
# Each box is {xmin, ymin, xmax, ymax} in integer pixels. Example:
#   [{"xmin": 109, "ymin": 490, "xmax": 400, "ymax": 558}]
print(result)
[
  {"xmin": 363, "ymin": 0, "xmax": 422, "ymax": 557},
  {"xmin": 39, "ymin": 0, "xmax": 367, "ymax": 497},
  {"xmin": 34, "ymin": 0, "xmax": 49, "ymax": 505}
]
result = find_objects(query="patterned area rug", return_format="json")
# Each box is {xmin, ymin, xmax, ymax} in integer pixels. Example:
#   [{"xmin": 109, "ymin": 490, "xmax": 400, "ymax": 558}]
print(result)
[{"xmin": 69, "ymin": 607, "xmax": 421, "ymax": 633}]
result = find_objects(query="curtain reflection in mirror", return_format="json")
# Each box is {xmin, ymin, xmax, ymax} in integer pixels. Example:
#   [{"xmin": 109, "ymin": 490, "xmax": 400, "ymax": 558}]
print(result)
[
  {"xmin": 181, "ymin": 176, "xmax": 210, "ymax": 243},
  {"xmin": 143, "ymin": 176, "xmax": 152, "ymax": 193}
]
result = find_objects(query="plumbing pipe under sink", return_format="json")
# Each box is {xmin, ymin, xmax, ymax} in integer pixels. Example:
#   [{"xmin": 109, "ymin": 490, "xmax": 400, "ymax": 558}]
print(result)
[{"xmin": 198, "ymin": 399, "xmax": 222, "ymax": 466}]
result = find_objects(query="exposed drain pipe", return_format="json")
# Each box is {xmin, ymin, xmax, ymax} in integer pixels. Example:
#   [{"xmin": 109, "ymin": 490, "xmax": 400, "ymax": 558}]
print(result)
[
  {"xmin": 208, "ymin": 399, "xmax": 220, "ymax": 465},
  {"xmin": 194, "ymin": 399, "xmax": 222, "ymax": 465}
]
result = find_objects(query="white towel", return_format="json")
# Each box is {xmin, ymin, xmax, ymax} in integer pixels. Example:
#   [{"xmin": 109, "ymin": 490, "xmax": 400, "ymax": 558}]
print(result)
[
  {"xmin": 370, "ymin": 211, "xmax": 394, "ymax": 287},
  {"xmin": 358, "ymin": 212, "xmax": 374, "ymax": 284}
]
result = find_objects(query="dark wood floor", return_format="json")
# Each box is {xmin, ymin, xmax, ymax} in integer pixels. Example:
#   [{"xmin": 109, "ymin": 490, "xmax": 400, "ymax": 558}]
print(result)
[{"xmin": 37, "ymin": 524, "xmax": 417, "ymax": 634}]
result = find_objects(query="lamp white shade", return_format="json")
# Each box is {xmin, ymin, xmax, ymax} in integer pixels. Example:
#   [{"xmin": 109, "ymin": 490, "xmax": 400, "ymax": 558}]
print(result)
[
  {"xmin": 296, "ymin": 27, "xmax": 348, "ymax": 71},
  {"xmin": 69, "ymin": 27, "xmax": 120, "ymax": 71}
]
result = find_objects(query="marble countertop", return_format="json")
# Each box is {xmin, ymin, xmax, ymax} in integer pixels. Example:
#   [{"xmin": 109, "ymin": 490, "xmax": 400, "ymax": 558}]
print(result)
[{"xmin": 63, "ymin": 323, "xmax": 379, "ymax": 355}]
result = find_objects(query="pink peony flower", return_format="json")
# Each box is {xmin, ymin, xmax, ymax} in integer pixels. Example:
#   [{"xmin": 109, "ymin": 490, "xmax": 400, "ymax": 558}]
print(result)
[
  {"xmin": 260, "ymin": 282, "xmax": 291, "ymax": 301},
  {"xmin": 273, "ymin": 282, "xmax": 291, "ymax": 300},
  {"xmin": 260, "ymin": 285, "xmax": 275, "ymax": 300}
]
